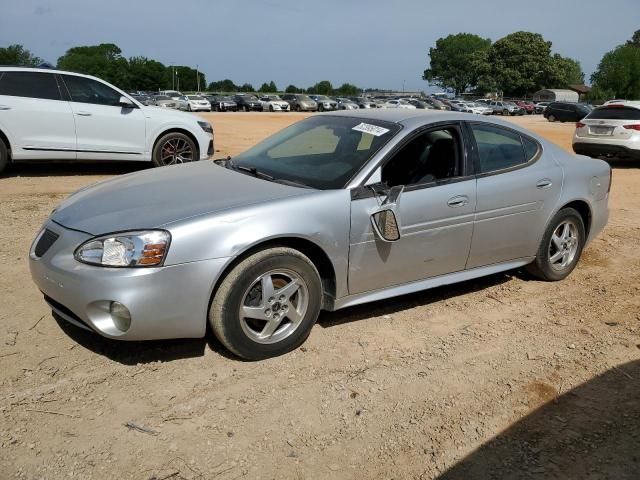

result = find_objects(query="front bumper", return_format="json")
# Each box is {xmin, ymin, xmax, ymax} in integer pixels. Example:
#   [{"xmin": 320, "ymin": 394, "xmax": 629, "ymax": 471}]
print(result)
[
  {"xmin": 573, "ymin": 141, "xmax": 640, "ymax": 160},
  {"xmin": 29, "ymin": 221, "xmax": 230, "ymax": 341}
]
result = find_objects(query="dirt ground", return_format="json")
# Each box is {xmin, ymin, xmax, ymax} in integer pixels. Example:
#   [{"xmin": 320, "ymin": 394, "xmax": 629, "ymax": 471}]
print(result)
[{"xmin": 1, "ymin": 113, "xmax": 639, "ymax": 480}]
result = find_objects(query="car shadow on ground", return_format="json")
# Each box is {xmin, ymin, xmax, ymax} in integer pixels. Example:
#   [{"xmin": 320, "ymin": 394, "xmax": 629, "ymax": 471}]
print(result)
[
  {"xmin": 317, "ymin": 271, "xmax": 515, "ymax": 328},
  {"xmin": 1, "ymin": 161, "xmax": 150, "ymax": 178},
  {"xmin": 438, "ymin": 359, "xmax": 640, "ymax": 479},
  {"xmin": 53, "ymin": 313, "xmax": 239, "ymax": 365}
]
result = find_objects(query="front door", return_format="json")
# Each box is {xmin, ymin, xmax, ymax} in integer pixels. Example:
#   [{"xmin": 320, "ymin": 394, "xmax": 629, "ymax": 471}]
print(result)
[
  {"xmin": 348, "ymin": 124, "xmax": 476, "ymax": 295},
  {"xmin": 60, "ymin": 74, "xmax": 146, "ymax": 161}
]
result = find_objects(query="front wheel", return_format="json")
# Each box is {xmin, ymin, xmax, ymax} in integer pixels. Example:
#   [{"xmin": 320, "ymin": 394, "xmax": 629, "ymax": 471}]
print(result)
[
  {"xmin": 547, "ymin": 114, "xmax": 556, "ymax": 122},
  {"xmin": 152, "ymin": 132, "xmax": 198, "ymax": 167},
  {"xmin": 0, "ymin": 138, "xmax": 8, "ymax": 174},
  {"xmin": 527, "ymin": 208, "xmax": 585, "ymax": 281},
  {"xmin": 209, "ymin": 247, "xmax": 323, "ymax": 360}
]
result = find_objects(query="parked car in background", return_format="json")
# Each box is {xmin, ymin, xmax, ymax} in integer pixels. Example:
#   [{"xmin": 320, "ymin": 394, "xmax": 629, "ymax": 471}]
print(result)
[
  {"xmin": 0, "ymin": 67, "xmax": 214, "ymax": 173},
  {"xmin": 29, "ymin": 110, "xmax": 610, "ymax": 359},
  {"xmin": 185, "ymin": 95, "xmax": 211, "ymax": 112},
  {"xmin": 152, "ymin": 95, "xmax": 179, "ymax": 109},
  {"xmin": 308, "ymin": 95, "xmax": 338, "ymax": 111},
  {"xmin": 258, "ymin": 95, "xmax": 290, "ymax": 112},
  {"xmin": 383, "ymin": 99, "xmax": 416, "ymax": 109},
  {"xmin": 464, "ymin": 102, "xmax": 493, "ymax": 115},
  {"xmin": 534, "ymin": 102, "xmax": 550, "ymax": 114},
  {"xmin": 573, "ymin": 102, "xmax": 640, "ymax": 160},
  {"xmin": 281, "ymin": 94, "xmax": 318, "ymax": 112},
  {"xmin": 425, "ymin": 97, "xmax": 449, "ymax": 110},
  {"xmin": 233, "ymin": 94, "xmax": 263, "ymax": 112},
  {"xmin": 335, "ymin": 98, "xmax": 359, "ymax": 110},
  {"xmin": 515, "ymin": 101, "xmax": 535, "ymax": 114},
  {"xmin": 447, "ymin": 102, "xmax": 469, "ymax": 113},
  {"xmin": 174, "ymin": 95, "xmax": 190, "ymax": 111},
  {"xmin": 158, "ymin": 90, "xmax": 183, "ymax": 100},
  {"xmin": 132, "ymin": 94, "xmax": 154, "ymax": 106},
  {"xmin": 544, "ymin": 102, "xmax": 592, "ymax": 123},
  {"xmin": 204, "ymin": 95, "xmax": 237, "ymax": 112},
  {"xmin": 404, "ymin": 99, "xmax": 432, "ymax": 110},
  {"xmin": 351, "ymin": 97, "xmax": 378, "ymax": 109},
  {"xmin": 489, "ymin": 101, "xmax": 523, "ymax": 116}
]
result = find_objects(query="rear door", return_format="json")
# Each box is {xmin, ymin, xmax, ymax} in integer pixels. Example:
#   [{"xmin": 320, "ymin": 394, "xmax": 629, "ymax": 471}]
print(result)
[
  {"xmin": 0, "ymin": 71, "xmax": 76, "ymax": 160},
  {"xmin": 466, "ymin": 122, "xmax": 562, "ymax": 268},
  {"xmin": 60, "ymin": 74, "xmax": 146, "ymax": 161}
]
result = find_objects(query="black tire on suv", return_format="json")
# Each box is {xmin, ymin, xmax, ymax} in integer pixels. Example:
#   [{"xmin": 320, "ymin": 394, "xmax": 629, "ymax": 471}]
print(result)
[{"xmin": 0, "ymin": 138, "xmax": 8, "ymax": 174}]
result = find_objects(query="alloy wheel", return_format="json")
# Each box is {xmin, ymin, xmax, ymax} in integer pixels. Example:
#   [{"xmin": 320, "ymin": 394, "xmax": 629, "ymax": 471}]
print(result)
[
  {"xmin": 548, "ymin": 220, "xmax": 579, "ymax": 271},
  {"xmin": 159, "ymin": 137, "xmax": 194, "ymax": 165}
]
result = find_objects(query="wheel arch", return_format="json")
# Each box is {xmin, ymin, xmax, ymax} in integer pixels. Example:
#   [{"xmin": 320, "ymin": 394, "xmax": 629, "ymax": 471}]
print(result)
[
  {"xmin": 208, "ymin": 237, "xmax": 338, "ymax": 314},
  {"xmin": 152, "ymin": 128, "xmax": 200, "ymax": 158},
  {"xmin": 0, "ymin": 128, "xmax": 12, "ymax": 161},
  {"xmin": 557, "ymin": 199, "xmax": 592, "ymax": 237}
]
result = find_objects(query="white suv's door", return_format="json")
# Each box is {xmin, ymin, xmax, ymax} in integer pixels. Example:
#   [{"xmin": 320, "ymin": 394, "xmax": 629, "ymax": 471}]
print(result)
[
  {"xmin": 60, "ymin": 74, "xmax": 146, "ymax": 161},
  {"xmin": 0, "ymin": 71, "xmax": 76, "ymax": 160}
]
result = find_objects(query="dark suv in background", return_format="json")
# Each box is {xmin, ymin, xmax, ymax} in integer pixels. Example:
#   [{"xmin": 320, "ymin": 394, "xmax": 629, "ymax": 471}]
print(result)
[
  {"xmin": 233, "ymin": 94, "xmax": 263, "ymax": 112},
  {"xmin": 544, "ymin": 102, "xmax": 592, "ymax": 122}
]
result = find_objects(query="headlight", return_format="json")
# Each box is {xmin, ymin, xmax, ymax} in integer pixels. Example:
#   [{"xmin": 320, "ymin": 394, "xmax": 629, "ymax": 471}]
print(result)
[
  {"xmin": 75, "ymin": 230, "xmax": 171, "ymax": 267},
  {"xmin": 198, "ymin": 121, "xmax": 213, "ymax": 134}
]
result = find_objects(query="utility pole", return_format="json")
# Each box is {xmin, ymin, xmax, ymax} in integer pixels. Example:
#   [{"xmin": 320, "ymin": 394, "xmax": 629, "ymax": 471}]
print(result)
[
  {"xmin": 172, "ymin": 66, "xmax": 175, "ymax": 90},
  {"xmin": 176, "ymin": 70, "xmax": 180, "ymax": 91},
  {"xmin": 196, "ymin": 64, "xmax": 200, "ymax": 92}
]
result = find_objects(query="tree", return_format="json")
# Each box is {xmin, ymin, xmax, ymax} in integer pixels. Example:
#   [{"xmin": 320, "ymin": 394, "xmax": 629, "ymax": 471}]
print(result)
[
  {"xmin": 423, "ymin": 33, "xmax": 491, "ymax": 95},
  {"xmin": 57, "ymin": 43, "xmax": 130, "ymax": 89},
  {"xmin": 238, "ymin": 83, "xmax": 254, "ymax": 92},
  {"xmin": 334, "ymin": 83, "xmax": 360, "ymax": 96},
  {"xmin": 478, "ymin": 32, "xmax": 559, "ymax": 97},
  {"xmin": 591, "ymin": 44, "xmax": 640, "ymax": 100},
  {"xmin": 128, "ymin": 57, "xmax": 167, "ymax": 91},
  {"xmin": 309, "ymin": 80, "xmax": 333, "ymax": 95},
  {"xmin": 285, "ymin": 84, "xmax": 300, "ymax": 93},
  {"xmin": 548, "ymin": 54, "xmax": 585, "ymax": 87},
  {"xmin": 626, "ymin": 29, "xmax": 640, "ymax": 48},
  {"xmin": 170, "ymin": 66, "xmax": 205, "ymax": 92},
  {"xmin": 0, "ymin": 44, "xmax": 43, "ymax": 66},
  {"xmin": 208, "ymin": 79, "xmax": 237, "ymax": 92},
  {"xmin": 258, "ymin": 81, "xmax": 278, "ymax": 93}
]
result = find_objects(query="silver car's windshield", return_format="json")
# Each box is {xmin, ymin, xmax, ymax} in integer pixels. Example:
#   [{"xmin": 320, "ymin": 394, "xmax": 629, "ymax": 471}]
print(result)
[{"xmin": 232, "ymin": 116, "xmax": 401, "ymax": 189}]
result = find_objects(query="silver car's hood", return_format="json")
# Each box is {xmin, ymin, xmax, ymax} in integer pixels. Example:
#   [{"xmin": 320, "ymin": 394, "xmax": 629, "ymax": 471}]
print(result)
[{"xmin": 51, "ymin": 162, "xmax": 309, "ymax": 235}]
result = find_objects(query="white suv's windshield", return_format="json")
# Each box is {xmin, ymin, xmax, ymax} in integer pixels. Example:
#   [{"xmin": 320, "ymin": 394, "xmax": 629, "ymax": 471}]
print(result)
[{"xmin": 232, "ymin": 116, "xmax": 401, "ymax": 189}]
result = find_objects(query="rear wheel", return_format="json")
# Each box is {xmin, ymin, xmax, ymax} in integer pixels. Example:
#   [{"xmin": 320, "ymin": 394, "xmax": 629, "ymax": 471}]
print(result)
[
  {"xmin": 152, "ymin": 132, "xmax": 198, "ymax": 167},
  {"xmin": 0, "ymin": 138, "xmax": 8, "ymax": 174},
  {"xmin": 209, "ymin": 247, "xmax": 323, "ymax": 360},
  {"xmin": 527, "ymin": 208, "xmax": 585, "ymax": 281},
  {"xmin": 295, "ymin": 105, "xmax": 301, "ymax": 112},
  {"xmin": 548, "ymin": 114, "xmax": 556, "ymax": 122}
]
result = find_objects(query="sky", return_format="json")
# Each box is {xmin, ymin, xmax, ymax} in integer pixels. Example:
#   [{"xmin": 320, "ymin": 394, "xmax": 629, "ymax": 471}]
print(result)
[{"xmin": 1, "ymin": 0, "xmax": 638, "ymax": 92}]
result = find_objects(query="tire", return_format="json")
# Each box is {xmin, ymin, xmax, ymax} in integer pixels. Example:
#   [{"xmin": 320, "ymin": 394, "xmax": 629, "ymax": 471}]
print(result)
[
  {"xmin": 0, "ymin": 138, "xmax": 8, "ymax": 175},
  {"xmin": 187, "ymin": 105, "xmax": 192, "ymax": 112},
  {"xmin": 548, "ymin": 114, "xmax": 556, "ymax": 122},
  {"xmin": 152, "ymin": 132, "xmax": 198, "ymax": 167},
  {"xmin": 526, "ymin": 208, "xmax": 585, "ymax": 281},
  {"xmin": 503, "ymin": 109, "xmax": 509, "ymax": 116},
  {"xmin": 209, "ymin": 247, "xmax": 323, "ymax": 360},
  {"xmin": 318, "ymin": 104, "xmax": 324, "ymax": 112},
  {"xmin": 295, "ymin": 105, "xmax": 301, "ymax": 112},
  {"xmin": 269, "ymin": 105, "xmax": 274, "ymax": 112}
]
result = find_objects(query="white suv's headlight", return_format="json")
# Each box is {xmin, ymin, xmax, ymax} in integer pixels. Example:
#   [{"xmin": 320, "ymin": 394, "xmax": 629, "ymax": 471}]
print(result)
[{"xmin": 75, "ymin": 230, "xmax": 171, "ymax": 267}]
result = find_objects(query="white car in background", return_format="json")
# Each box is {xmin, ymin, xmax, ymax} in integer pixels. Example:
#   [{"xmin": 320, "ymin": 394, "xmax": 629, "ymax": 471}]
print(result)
[
  {"xmin": 383, "ymin": 99, "xmax": 417, "ymax": 109},
  {"xmin": 185, "ymin": 95, "xmax": 211, "ymax": 112},
  {"xmin": 259, "ymin": 95, "xmax": 290, "ymax": 112},
  {"xmin": 0, "ymin": 67, "xmax": 214, "ymax": 173},
  {"xmin": 464, "ymin": 102, "xmax": 493, "ymax": 115}
]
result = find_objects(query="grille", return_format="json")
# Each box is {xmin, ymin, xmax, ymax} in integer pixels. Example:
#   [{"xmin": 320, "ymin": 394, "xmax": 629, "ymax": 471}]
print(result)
[{"xmin": 34, "ymin": 229, "xmax": 59, "ymax": 257}]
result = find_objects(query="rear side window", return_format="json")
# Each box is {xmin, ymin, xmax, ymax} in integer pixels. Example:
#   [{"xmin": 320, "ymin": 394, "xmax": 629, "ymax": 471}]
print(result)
[
  {"xmin": 62, "ymin": 75, "xmax": 122, "ymax": 106},
  {"xmin": 0, "ymin": 71, "xmax": 61, "ymax": 100},
  {"xmin": 471, "ymin": 124, "xmax": 535, "ymax": 173},
  {"xmin": 587, "ymin": 106, "xmax": 640, "ymax": 120}
]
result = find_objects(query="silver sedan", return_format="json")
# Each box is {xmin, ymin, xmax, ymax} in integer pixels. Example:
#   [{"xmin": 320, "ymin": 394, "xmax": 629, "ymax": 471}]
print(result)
[{"xmin": 30, "ymin": 111, "xmax": 611, "ymax": 360}]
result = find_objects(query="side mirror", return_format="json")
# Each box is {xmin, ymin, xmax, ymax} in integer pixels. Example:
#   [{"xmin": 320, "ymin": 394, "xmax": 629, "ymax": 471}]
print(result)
[
  {"xmin": 370, "ymin": 185, "xmax": 404, "ymax": 242},
  {"xmin": 119, "ymin": 96, "xmax": 135, "ymax": 108}
]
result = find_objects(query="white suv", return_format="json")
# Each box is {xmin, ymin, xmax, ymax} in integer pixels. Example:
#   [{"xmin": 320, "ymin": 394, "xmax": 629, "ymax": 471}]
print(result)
[
  {"xmin": 0, "ymin": 67, "xmax": 214, "ymax": 174},
  {"xmin": 573, "ymin": 102, "xmax": 640, "ymax": 161}
]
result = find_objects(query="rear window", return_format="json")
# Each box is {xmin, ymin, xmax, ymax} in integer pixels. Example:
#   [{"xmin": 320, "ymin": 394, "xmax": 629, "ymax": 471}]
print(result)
[
  {"xmin": 0, "ymin": 71, "xmax": 61, "ymax": 100},
  {"xmin": 586, "ymin": 106, "xmax": 640, "ymax": 120}
]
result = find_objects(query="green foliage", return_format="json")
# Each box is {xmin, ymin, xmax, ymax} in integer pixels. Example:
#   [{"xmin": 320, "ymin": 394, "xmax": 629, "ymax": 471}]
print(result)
[
  {"xmin": 423, "ymin": 33, "xmax": 491, "ymax": 95},
  {"xmin": 57, "ymin": 43, "xmax": 130, "ymax": 88},
  {"xmin": 334, "ymin": 83, "xmax": 359, "ymax": 96},
  {"xmin": 626, "ymin": 30, "xmax": 640, "ymax": 48},
  {"xmin": 208, "ymin": 79, "xmax": 237, "ymax": 92},
  {"xmin": 258, "ymin": 81, "xmax": 278, "ymax": 92},
  {"xmin": 170, "ymin": 66, "xmax": 205, "ymax": 92},
  {"xmin": 128, "ymin": 57, "xmax": 167, "ymax": 91},
  {"xmin": 308, "ymin": 80, "xmax": 334, "ymax": 95},
  {"xmin": 238, "ymin": 83, "xmax": 255, "ymax": 92},
  {"xmin": 285, "ymin": 84, "xmax": 300, "ymax": 93},
  {"xmin": 591, "ymin": 44, "xmax": 640, "ymax": 100},
  {"xmin": 548, "ymin": 54, "xmax": 585, "ymax": 87},
  {"xmin": 0, "ymin": 44, "xmax": 43, "ymax": 66}
]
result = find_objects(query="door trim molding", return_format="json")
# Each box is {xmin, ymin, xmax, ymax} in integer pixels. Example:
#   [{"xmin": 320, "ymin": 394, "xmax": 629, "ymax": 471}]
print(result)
[{"xmin": 22, "ymin": 147, "xmax": 142, "ymax": 155}]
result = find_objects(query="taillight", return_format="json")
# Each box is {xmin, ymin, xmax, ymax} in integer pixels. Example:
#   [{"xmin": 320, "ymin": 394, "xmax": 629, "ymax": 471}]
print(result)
[
  {"xmin": 623, "ymin": 124, "xmax": 640, "ymax": 131},
  {"xmin": 576, "ymin": 122, "xmax": 586, "ymax": 128}
]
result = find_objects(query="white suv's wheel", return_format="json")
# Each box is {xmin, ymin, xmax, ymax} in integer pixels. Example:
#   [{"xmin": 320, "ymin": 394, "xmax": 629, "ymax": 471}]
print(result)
[{"xmin": 152, "ymin": 132, "xmax": 198, "ymax": 167}]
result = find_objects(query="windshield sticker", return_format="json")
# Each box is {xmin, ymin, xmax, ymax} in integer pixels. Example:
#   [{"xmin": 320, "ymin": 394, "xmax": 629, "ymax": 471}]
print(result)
[{"xmin": 352, "ymin": 123, "xmax": 390, "ymax": 137}]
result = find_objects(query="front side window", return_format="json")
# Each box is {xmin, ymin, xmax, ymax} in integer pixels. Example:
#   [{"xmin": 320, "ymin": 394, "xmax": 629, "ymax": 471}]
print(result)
[
  {"xmin": 0, "ymin": 72, "xmax": 61, "ymax": 100},
  {"xmin": 382, "ymin": 127, "xmax": 462, "ymax": 187},
  {"xmin": 471, "ymin": 124, "xmax": 538, "ymax": 173},
  {"xmin": 62, "ymin": 75, "xmax": 122, "ymax": 106},
  {"xmin": 233, "ymin": 116, "xmax": 400, "ymax": 189}
]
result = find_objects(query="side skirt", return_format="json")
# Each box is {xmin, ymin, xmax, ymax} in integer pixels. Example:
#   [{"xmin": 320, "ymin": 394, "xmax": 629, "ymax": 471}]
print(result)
[{"xmin": 331, "ymin": 257, "xmax": 534, "ymax": 311}]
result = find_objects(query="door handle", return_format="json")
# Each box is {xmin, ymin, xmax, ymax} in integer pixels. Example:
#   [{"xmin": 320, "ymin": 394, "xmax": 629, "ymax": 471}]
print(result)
[
  {"xmin": 536, "ymin": 179, "xmax": 553, "ymax": 189},
  {"xmin": 0, "ymin": 105, "xmax": 11, "ymax": 110},
  {"xmin": 447, "ymin": 195, "xmax": 469, "ymax": 207},
  {"xmin": 76, "ymin": 111, "xmax": 92, "ymax": 116}
]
